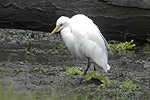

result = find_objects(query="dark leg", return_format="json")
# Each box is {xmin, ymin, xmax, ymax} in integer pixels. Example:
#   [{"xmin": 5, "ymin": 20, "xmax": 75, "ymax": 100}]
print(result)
[
  {"xmin": 79, "ymin": 57, "xmax": 91, "ymax": 84},
  {"xmin": 94, "ymin": 64, "xmax": 96, "ymax": 71}
]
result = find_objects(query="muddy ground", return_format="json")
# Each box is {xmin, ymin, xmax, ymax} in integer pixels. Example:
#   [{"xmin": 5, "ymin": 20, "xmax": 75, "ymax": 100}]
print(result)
[{"xmin": 0, "ymin": 28, "xmax": 150, "ymax": 99}]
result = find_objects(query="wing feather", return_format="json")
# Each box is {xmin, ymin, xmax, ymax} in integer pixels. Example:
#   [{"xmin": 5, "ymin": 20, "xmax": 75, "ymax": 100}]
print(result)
[{"xmin": 70, "ymin": 14, "xmax": 111, "ymax": 72}]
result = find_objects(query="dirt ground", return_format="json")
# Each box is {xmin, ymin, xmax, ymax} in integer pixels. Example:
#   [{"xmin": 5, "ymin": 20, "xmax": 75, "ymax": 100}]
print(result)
[{"xmin": 0, "ymin": 28, "xmax": 150, "ymax": 99}]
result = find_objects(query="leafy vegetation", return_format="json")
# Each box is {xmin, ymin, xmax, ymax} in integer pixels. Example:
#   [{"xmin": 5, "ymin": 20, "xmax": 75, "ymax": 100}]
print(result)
[
  {"xmin": 25, "ymin": 41, "xmax": 34, "ymax": 54},
  {"xmin": 64, "ymin": 67, "xmax": 83, "ymax": 75},
  {"xmin": 49, "ymin": 38, "xmax": 66, "ymax": 50},
  {"xmin": 83, "ymin": 71, "xmax": 104, "ymax": 81},
  {"xmin": 143, "ymin": 43, "xmax": 150, "ymax": 53},
  {"xmin": 119, "ymin": 80, "xmax": 136, "ymax": 92},
  {"xmin": 101, "ymin": 77, "xmax": 117, "ymax": 87},
  {"xmin": 109, "ymin": 39, "xmax": 136, "ymax": 54},
  {"xmin": 0, "ymin": 29, "xmax": 9, "ymax": 38},
  {"xmin": 0, "ymin": 78, "xmax": 140, "ymax": 100},
  {"xmin": 83, "ymin": 71, "xmax": 136, "ymax": 92}
]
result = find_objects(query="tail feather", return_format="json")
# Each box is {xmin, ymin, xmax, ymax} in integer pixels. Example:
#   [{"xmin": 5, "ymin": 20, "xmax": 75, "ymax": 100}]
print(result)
[{"xmin": 106, "ymin": 64, "xmax": 110, "ymax": 72}]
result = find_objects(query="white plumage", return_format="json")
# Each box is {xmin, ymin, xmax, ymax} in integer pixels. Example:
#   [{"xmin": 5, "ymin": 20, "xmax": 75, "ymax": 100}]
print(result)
[{"xmin": 49, "ymin": 14, "xmax": 111, "ymax": 83}]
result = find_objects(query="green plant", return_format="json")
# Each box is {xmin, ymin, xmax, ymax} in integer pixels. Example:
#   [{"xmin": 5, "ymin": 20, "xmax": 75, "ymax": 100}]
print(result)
[
  {"xmin": 83, "ymin": 71, "xmax": 104, "ymax": 81},
  {"xmin": 119, "ymin": 80, "xmax": 136, "ymax": 92},
  {"xmin": 25, "ymin": 41, "xmax": 34, "ymax": 54},
  {"xmin": 143, "ymin": 43, "xmax": 150, "ymax": 53},
  {"xmin": 0, "ymin": 29, "xmax": 9, "ymax": 38},
  {"xmin": 83, "ymin": 71, "xmax": 117, "ymax": 87},
  {"xmin": 82, "ymin": 71, "xmax": 137, "ymax": 93},
  {"xmin": 25, "ymin": 31, "xmax": 36, "ymax": 38},
  {"xmin": 0, "ymin": 53, "xmax": 12, "ymax": 77},
  {"xmin": 64, "ymin": 67, "xmax": 83, "ymax": 75},
  {"xmin": 101, "ymin": 77, "xmax": 117, "ymax": 87},
  {"xmin": 49, "ymin": 39, "xmax": 66, "ymax": 50},
  {"xmin": 109, "ymin": 39, "xmax": 136, "ymax": 53}
]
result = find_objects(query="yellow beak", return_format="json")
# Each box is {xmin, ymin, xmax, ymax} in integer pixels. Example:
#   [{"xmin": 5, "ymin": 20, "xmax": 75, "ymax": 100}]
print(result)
[{"xmin": 48, "ymin": 25, "xmax": 61, "ymax": 37}]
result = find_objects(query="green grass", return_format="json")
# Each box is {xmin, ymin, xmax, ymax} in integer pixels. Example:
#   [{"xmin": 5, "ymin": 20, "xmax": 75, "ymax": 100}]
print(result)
[
  {"xmin": 0, "ymin": 81, "xmax": 34, "ymax": 100},
  {"xmin": 0, "ymin": 81, "xmax": 72, "ymax": 100}
]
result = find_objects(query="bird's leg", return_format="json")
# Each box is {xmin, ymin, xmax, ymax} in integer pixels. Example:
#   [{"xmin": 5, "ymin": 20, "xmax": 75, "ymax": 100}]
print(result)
[
  {"xmin": 94, "ymin": 64, "xmax": 96, "ymax": 71},
  {"xmin": 79, "ymin": 57, "xmax": 91, "ymax": 84}
]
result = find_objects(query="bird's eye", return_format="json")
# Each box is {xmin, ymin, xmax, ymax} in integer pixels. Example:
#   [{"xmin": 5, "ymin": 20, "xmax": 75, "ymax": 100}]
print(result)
[{"xmin": 60, "ymin": 24, "xmax": 63, "ymax": 26}]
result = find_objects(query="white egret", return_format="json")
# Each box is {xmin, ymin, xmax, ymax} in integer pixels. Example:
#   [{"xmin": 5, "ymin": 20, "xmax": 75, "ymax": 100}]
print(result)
[{"xmin": 49, "ymin": 14, "xmax": 111, "ymax": 83}]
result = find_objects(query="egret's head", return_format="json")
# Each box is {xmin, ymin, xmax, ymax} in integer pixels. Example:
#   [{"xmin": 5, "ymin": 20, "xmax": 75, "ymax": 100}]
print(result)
[{"xmin": 49, "ymin": 16, "xmax": 71, "ymax": 37}]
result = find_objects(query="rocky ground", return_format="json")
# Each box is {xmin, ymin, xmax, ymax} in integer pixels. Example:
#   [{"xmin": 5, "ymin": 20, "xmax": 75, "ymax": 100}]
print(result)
[{"xmin": 0, "ymin": 28, "xmax": 150, "ymax": 100}]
